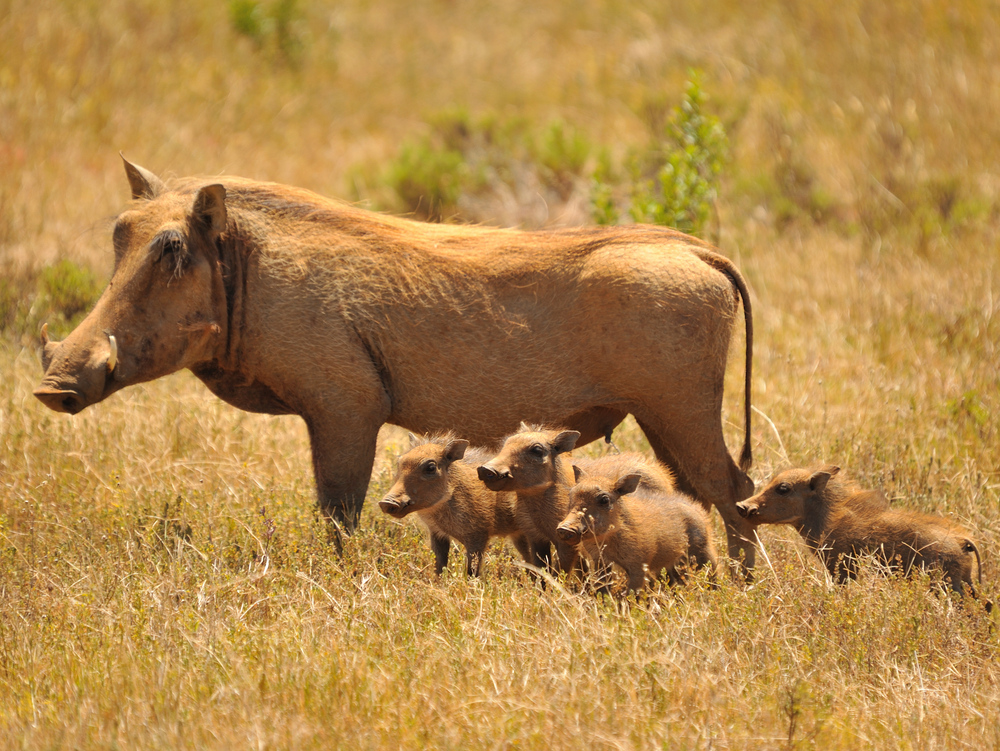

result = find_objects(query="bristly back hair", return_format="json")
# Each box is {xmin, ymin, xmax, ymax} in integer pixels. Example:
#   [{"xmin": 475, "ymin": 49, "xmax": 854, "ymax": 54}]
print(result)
[
  {"xmin": 404, "ymin": 431, "xmax": 493, "ymax": 466},
  {"xmin": 804, "ymin": 466, "xmax": 891, "ymax": 512},
  {"xmin": 407, "ymin": 431, "xmax": 458, "ymax": 449},
  {"xmin": 513, "ymin": 422, "xmax": 563, "ymax": 435}
]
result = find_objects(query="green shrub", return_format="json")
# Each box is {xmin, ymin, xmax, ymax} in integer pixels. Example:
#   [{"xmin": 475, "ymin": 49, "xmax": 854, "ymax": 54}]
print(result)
[
  {"xmin": 386, "ymin": 138, "xmax": 468, "ymax": 222},
  {"xmin": 229, "ymin": 0, "xmax": 304, "ymax": 65},
  {"xmin": 0, "ymin": 259, "xmax": 103, "ymax": 342},
  {"xmin": 592, "ymin": 72, "xmax": 728, "ymax": 238},
  {"xmin": 378, "ymin": 112, "xmax": 593, "ymax": 223},
  {"xmin": 229, "ymin": 0, "xmax": 264, "ymax": 42},
  {"xmin": 591, "ymin": 150, "xmax": 619, "ymax": 227},
  {"xmin": 38, "ymin": 259, "xmax": 103, "ymax": 325},
  {"xmin": 0, "ymin": 275, "xmax": 25, "ymax": 334},
  {"xmin": 532, "ymin": 120, "xmax": 591, "ymax": 199}
]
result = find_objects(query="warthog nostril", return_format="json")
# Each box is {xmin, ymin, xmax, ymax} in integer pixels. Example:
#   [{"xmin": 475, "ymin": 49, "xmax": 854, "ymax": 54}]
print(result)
[
  {"xmin": 378, "ymin": 498, "xmax": 407, "ymax": 516},
  {"xmin": 737, "ymin": 504, "xmax": 753, "ymax": 519},
  {"xmin": 557, "ymin": 526, "xmax": 581, "ymax": 542},
  {"xmin": 34, "ymin": 387, "xmax": 86, "ymax": 415}
]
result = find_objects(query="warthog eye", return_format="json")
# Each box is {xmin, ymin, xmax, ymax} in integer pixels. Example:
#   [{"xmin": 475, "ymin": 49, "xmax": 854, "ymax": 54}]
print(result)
[
  {"xmin": 776, "ymin": 482, "xmax": 792, "ymax": 495},
  {"xmin": 529, "ymin": 444, "xmax": 546, "ymax": 459},
  {"xmin": 150, "ymin": 230, "xmax": 189, "ymax": 278},
  {"xmin": 422, "ymin": 460, "xmax": 438, "ymax": 476}
]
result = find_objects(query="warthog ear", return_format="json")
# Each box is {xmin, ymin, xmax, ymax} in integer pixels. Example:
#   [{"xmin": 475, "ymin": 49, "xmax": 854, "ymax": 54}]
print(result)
[
  {"xmin": 444, "ymin": 439, "xmax": 470, "ymax": 462},
  {"xmin": 572, "ymin": 464, "xmax": 586, "ymax": 483},
  {"xmin": 121, "ymin": 154, "xmax": 165, "ymax": 200},
  {"xmin": 193, "ymin": 184, "xmax": 228, "ymax": 238},
  {"xmin": 407, "ymin": 432, "xmax": 420, "ymax": 448},
  {"xmin": 615, "ymin": 473, "xmax": 642, "ymax": 497},
  {"xmin": 808, "ymin": 465, "xmax": 840, "ymax": 493},
  {"xmin": 552, "ymin": 430, "xmax": 581, "ymax": 454}
]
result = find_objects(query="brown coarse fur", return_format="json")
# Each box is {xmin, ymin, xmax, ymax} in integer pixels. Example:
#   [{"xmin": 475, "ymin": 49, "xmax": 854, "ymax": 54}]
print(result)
[
  {"xmin": 477, "ymin": 426, "xmax": 676, "ymax": 574},
  {"xmin": 558, "ymin": 470, "xmax": 719, "ymax": 593},
  {"xmin": 737, "ymin": 466, "xmax": 986, "ymax": 600},
  {"xmin": 379, "ymin": 435, "xmax": 535, "ymax": 576},
  {"xmin": 34, "ymin": 160, "xmax": 755, "ymax": 563}
]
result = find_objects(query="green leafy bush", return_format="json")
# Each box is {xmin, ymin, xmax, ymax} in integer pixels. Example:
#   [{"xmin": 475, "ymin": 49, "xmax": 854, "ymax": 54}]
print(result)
[
  {"xmin": 532, "ymin": 121, "xmax": 591, "ymax": 199},
  {"xmin": 386, "ymin": 138, "xmax": 468, "ymax": 222},
  {"xmin": 229, "ymin": 0, "xmax": 304, "ymax": 65},
  {"xmin": 590, "ymin": 150, "xmax": 619, "ymax": 227},
  {"xmin": 592, "ymin": 72, "xmax": 728, "ymax": 238},
  {"xmin": 376, "ymin": 112, "xmax": 593, "ymax": 223},
  {"xmin": 0, "ymin": 275, "xmax": 23, "ymax": 334},
  {"xmin": 38, "ymin": 259, "xmax": 103, "ymax": 325},
  {"xmin": 0, "ymin": 259, "xmax": 103, "ymax": 341},
  {"xmin": 229, "ymin": 0, "xmax": 264, "ymax": 41}
]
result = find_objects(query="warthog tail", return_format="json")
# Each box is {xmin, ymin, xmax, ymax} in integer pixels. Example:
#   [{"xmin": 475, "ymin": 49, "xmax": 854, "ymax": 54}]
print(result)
[
  {"xmin": 965, "ymin": 539, "xmax": 984, "ymax": 588},
  {"xmin": 691, "ymin": 248, "xmax": 753, "ymax": 473}
]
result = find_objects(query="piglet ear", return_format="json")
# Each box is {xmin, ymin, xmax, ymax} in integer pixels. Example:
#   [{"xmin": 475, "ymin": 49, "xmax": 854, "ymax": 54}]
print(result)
[
  {"xmin": 193, "ymin": 184, "xmax": 227, "ymax": 238},
  {"xmin": 444, "ymin": 439, "xmax": 470, "ymax": 462},
  {"xmin": 407, "ymin": 432, "xmax": 421, "ymax": 448},
  {"xmin": 614, "ymin": 473, "xmax": 642, "ymax": 497},
  {"xmin": 808, "ymin": 465, "xmax": 840, "ymax": 493},
  {"xmin": 121, "ymin": 154, "xmax": 165, "ymax": 200},
  {"xmin": 572, "ymin": 464, "xmax": 586, "ymax": 484},
  {"xmin": 552, "ymin": 430, "xmax": 581, "ymax": 454}
]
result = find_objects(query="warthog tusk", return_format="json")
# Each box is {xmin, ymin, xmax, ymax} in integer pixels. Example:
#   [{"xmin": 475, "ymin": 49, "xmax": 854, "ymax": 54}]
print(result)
[
  {"xmin": 41, "ymin": 323, "xmax": 49, "ymax": 345},
  {"xmin": 107, "ymin": 335, "xmax": 117, "ymax": 373}
]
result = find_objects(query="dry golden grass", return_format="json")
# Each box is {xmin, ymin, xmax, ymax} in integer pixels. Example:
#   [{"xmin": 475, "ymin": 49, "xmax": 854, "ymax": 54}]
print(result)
[{"xmin": 2, "ymin": 0, "xmax": 1000, "ymax": 747}]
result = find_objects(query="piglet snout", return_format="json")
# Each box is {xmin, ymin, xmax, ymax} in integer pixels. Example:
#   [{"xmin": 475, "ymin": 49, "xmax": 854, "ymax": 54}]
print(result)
[
  {"xmin": 379, "ymin": 496, "xmax": 410, "ymax": 517},
  {"xmin": 556, "ymin": 525, "xmax": 582, "ymax": 543},
  {"xmin": 477, "ymin": 465, "xmax": 513, "ymax": 489}
]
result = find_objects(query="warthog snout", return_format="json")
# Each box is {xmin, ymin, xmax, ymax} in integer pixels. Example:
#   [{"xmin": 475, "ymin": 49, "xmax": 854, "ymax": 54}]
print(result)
[
  {"xmin": 33, "ymin": 387, "xmax": 87, "ymax": 415},
  {"xmin": 34, "ymin": 326, "xmax": 120, "ymax": 414},
  {"xmin": 736, "ymin": 501, "xmax": 759, "ymax": 519},
  {"xmin": 378, "ymin": 496, "xmax": 411, "ymax": 518},
  {"xmin": 556, "ymin": 525, "xmax": 582, "ymax": 544},
  {"xmin": 476, "ymin": 464, "xmax": 512, "ymax": 489}
]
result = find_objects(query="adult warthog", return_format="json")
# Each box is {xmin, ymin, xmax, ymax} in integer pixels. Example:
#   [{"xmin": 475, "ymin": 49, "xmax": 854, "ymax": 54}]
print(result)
[{"xmin": 35, "ymin": 158, "xmax": 757, "ymax": 564}]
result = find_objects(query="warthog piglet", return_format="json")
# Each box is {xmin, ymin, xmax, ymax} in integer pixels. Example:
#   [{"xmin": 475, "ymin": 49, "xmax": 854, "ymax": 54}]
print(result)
[
  {"xmin": 477, "ymin": 425, "xmax": 676, "ymax": 574},
  {"xmin": 557, "ymin": 467, "xmax": 719, "ymax": 593},
  {"xmin": 380, "ymin": 435, "xmax": 537, "ymax": 576},
  {"xmin": 736, "ymin": 465, "xmax": 987, "ymax": 604}
]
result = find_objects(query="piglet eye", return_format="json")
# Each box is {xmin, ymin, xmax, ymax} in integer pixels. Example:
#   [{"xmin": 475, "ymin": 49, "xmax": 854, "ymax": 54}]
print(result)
[
  {"xmin": 776, "ymin": 483, "xmax": 791, "ymax": 495},
  {"xmin": 529, "ymin": 444, "xmax": 546, "ymax": 458},
  {"xmin": 422, "ymin": 461, "xmax": 437, "ymax": 475}
]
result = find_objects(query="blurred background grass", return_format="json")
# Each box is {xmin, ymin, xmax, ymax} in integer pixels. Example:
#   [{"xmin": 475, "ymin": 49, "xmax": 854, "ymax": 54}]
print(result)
[
  {"xmin": 2, "ymin": 0, "xmax": 1000, "ymax": 746},
  {"xmin": 4, "ymin": 0, "xmax": 999, "ymax": 265}
]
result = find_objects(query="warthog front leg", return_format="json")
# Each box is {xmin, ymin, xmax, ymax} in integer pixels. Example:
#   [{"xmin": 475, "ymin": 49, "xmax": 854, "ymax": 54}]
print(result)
[
  {"xmin": 431, "ymin": 533, "xmax": 451, "ymax": 575},
  {"xmin": 636, "ymin": 416, "xmax": 757, "ymax": 574},
  {"xmin": 510, "ymin": 534, "xmax": 533, "ymax": 566},
  {"xmin": 305, "ymin": 415, "xmax": 382, "ymax": 532},
  {"xmin": 554, "ymin": 541, "xmax": 580, "ymax": 575},
  {"xmin": 716, "ymin": 503, "xmax": 758, "ymax": 573},
  {"xmin": 464, "ymin": 536, "xmax": 488, "ymax": 577}
]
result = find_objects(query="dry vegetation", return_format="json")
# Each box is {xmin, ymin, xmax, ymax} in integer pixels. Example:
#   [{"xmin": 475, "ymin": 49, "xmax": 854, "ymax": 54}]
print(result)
[{"xmin": 2, "ymin": 0, "xmax": 1000, "ymax": 747}]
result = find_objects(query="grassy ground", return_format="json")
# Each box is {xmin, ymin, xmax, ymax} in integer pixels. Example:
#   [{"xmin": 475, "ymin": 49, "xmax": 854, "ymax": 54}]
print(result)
[{"xmin": 2, "ymin": 0, "xmax": 1000, "ymax": 747}]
